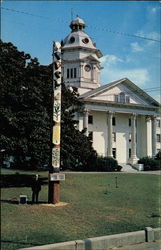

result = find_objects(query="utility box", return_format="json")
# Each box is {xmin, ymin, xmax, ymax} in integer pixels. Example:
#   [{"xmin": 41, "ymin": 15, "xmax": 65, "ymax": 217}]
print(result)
[
  {"xmin": 134, "ymin": 164, "xmax": 144, "ymax": 171},
  {"xmin": 19, "ymin": 195, "xmax": 28, "ymax": 205}
]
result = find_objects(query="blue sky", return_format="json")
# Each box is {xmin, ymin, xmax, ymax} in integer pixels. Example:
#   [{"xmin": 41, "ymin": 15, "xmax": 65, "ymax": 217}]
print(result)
[{"xmin": 1, "ymin": 1, "xmax": 161, "ymax": 101}]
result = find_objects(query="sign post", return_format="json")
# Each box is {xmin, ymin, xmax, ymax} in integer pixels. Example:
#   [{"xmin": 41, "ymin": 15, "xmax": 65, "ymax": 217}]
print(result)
[{"xmin": 48, "ymin": 42, "xmax": 65, "ymax": 204}]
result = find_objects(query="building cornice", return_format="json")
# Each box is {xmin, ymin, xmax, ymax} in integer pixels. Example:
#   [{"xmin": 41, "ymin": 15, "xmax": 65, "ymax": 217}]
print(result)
[
  {"xmin": 82, "ymin": 98, "xmax": 160, "ymax": 112},
  {"xmin": 62, "ymin": 46, "xmax": 103, "ymax": 58}
]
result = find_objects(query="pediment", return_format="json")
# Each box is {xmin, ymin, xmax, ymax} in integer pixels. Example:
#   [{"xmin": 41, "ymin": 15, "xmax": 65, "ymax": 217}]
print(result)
[
  {"xmin": 80, "ymin": 78, "xmax": 160, "ymax": 107},
  {"xmin": 81, "ymin": 55, "xmax": 100, "ymax": 62}
]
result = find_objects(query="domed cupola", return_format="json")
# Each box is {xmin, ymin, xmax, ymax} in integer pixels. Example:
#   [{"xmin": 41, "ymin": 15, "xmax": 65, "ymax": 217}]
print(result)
[
  {"xmin": 61, "ymin": 17, "xmax": 103, "ymax": 94},
  {"xmin": 70, "ymin": 17, "xmax": 86, "ymax": 32},
  {"xmin": 62, "ymin": 17, "xmax": 97, "ymax": 50}
]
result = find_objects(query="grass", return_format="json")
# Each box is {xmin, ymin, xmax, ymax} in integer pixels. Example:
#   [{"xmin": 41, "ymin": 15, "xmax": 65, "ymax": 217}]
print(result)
[{"xmin": 1, "ymin": 169, "xmax": 161, "ymax": 250}]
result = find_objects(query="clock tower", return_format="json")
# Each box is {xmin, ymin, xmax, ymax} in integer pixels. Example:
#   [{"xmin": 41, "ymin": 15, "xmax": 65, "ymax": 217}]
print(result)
[{"xmin": 61, "ymin": 17, "xmax": 103, "ymax": 94}]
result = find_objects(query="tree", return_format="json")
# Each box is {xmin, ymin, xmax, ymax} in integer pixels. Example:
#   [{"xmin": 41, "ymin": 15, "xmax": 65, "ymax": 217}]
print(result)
[
  {"xmin": 0, "ymin": 40, "xmax": 97, "ymax": 170},
  {"xmin": 0, "ymin": 40, "xmax": 51, "ymax": 168}
]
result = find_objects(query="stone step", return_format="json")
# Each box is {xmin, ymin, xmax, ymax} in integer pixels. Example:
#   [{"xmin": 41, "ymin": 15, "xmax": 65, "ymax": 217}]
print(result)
[{"xmin": 120, "ymin": 164, "xmax": 138, "ymax": 172}]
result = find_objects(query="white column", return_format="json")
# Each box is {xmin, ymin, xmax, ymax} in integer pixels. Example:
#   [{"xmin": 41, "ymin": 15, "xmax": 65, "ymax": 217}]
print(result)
[
  {"xmin": 91, "ymin": 64, "xmax": 94, "ymax": 81},
  {"xmin": 107, "ymin": 111, "xmax": 113, "ymax": 157},
  {"xmin": 79, "ymin": 63, "xmax": 83, "ymax": 79},
  {"xmin": 83, "ymin": 109, "xmax": 88, "ymax": 136},
  {"xmin": 151, "ymin": 116, "xmax": 157, "ymax": 158},
  {"xmin": 129, "ymin": 113, "xmax": 138, "ymax": 164},
  {"xmin": 145, "ymin": 116, "xmax": 151, "ymax": 156}
]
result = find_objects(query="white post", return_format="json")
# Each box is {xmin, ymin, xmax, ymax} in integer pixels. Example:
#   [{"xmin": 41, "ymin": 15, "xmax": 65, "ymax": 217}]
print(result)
[
  {"xmin": 145, "ymin": 115, "xmax": 151, "ymax": 156},
  {"xmin": 129, "ymin": 113, "xmax": 138, "ymax": 164},
  {"xmin": 107, "ymin": 111, "xmax": 113, "ymax": 157},
  {"xmin": 151, "ymin": 116, "xmax": 157, "ymax": 158}
]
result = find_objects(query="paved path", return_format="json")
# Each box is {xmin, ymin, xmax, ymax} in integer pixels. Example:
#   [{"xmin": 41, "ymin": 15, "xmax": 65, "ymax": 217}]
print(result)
[
  {"xmin": 64, "ymin": 171, "xmax": 161, "ymax": 175},
  {"xmin": 111, "ymin": 240, "xmax": 161, "ymax": 250}
]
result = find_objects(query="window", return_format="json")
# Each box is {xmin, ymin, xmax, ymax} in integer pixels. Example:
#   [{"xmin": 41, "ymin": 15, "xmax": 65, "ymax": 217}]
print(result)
[
  {"xmin": 157, "ymin": 134, "xmax": 161, "ymax": 143},
  {"xmin": 88, "ymin": 115, "xmax": 93, "ymax": 124},
  {"xmin": 112, "ymin": 148, "xmax": 116, "ymax": 158},
  {"xmin": 120, "ymin": 92, "xmax": 125, "ymax": 103},
  {"xmin": 129, "ymin": 118, "xmax": 131, "ymax": 127},
  {"xmin": 67, "ymin": 69, "xmax": 69, "ymax": 78},
  {"xmin": 129, "ymin": 148, "xmax": 131, "ymax": 158},
  {"xmin": 112, "ymin": 117, "xmax": 116, "ymax": 126},
  {"xmin": 114, "ymin": 93, "xmax": 130, "ymax": 103},
  {"xmin": 67, "ymin": 68, "xmax": 77, "ymax": 79},
  {"xmin": 82, "ymin": 37, "xmax": 89, "ymax": 44},
  {"xmin": 71, "ymin": 68, "xmax": 73, "ymax": 78},
  {"xmin": 88, "ymin": 131, "xmax": 93, "ymax": 142},
  {"xmin": 112, "ymin": 132, "xmax": 116, "ymax": 142},
  {"xmin": 114, "ymin": 95, "xmax": 118, "ymax": 102},
  {"xmin": 157, "ymin": 120, "xmax": 160, "ymax": 128},
  {"xmin": 70, "ymin": 36, "xmax": 75, "ymax": 43},
  {"xmin": 126, "ymin": 96, "xmax": 130, "ymax": 103},
  {"xmin": 74, "ymin": 68, "xmax": 77, "ymax": 78},
  {"xmin": 129, "ymin": 133, "xmax": 131, "ymax": 142}
]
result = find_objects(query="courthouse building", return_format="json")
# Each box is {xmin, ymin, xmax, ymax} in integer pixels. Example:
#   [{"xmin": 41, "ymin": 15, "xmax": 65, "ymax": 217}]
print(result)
[{"xmin": 61, "ymin": 17, "xmax": 161, "ymax": 164}]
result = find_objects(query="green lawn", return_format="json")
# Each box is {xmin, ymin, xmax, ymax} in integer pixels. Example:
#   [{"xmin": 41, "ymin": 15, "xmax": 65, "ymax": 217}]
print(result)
[{"xmin": 1, "ymin": 169, "xmax": 161, "ymax": 250}]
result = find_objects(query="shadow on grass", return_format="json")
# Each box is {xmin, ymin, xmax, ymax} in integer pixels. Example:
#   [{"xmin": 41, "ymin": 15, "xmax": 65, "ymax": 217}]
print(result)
[
  {"xmin": 1, "ymin": 174, "xmax": 48, "ymax": 188},
  {"xmin": 0, "ymin": 199, "xmax": 49, "ymax": 205},
  {"xmin": 1, "ymin": 239, "xmax": 38, "ymax": 246}
]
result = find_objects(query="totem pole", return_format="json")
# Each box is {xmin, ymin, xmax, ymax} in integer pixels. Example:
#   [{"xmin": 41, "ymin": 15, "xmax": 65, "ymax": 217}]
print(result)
[{"xmin": 48, "ymin": 42, "xmax": 65, "ymax": 204}]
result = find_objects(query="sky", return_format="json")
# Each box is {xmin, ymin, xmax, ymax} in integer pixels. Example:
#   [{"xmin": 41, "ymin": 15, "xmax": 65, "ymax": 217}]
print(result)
[{"xmin": 1, "ymin": 1, "xmax": 161, "ymax": 102}]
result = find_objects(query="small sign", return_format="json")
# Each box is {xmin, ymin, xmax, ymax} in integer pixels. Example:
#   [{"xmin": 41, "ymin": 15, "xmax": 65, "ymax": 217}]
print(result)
[{"xmin": 50, "ymin": 173, "xmax": 65, "ymax": 181}]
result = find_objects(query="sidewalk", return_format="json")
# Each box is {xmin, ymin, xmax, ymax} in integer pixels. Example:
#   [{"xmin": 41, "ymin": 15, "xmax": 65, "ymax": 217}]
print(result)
[
  {"xmin": 112, "ymin": 240, "xmax": 161, "ymax": 250},
  {"xmin": 64, "ymin": 170, "xmax": 161, "ymax": 175}
]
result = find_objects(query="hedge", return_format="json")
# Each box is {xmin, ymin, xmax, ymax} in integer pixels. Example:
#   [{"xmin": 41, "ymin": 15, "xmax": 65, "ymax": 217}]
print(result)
[{"xmin": 138, "ymin": 156, "xmax": 161, "ymax": 171}]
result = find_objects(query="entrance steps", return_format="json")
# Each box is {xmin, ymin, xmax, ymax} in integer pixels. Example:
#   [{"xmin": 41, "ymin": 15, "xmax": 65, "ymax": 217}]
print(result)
[{"xmin": 120, "ymin": 163, "xmax": 138, "ymax": 173}]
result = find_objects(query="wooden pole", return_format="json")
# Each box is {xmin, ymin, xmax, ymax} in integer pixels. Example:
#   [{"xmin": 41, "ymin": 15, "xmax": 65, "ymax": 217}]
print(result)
[{"xmin": 48, "ymin": 41, "xmax": 64, "ymax": 204}]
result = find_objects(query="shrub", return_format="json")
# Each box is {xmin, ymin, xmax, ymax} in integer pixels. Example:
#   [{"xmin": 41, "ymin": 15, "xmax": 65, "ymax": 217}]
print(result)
[
  {"xmin": 155, "ymin": 151, "xmax": 161, "ymax": 161},
  {"xmin": 62, "ymin": 154, "xmax": 121, "ymax": 172},
  {"xmin": 138, "ymin": 156, "xmax": 161, "ymax": 171},
  {"xmin": 95, "ymin": 156, "xmax": 119, "ymax": 172}
]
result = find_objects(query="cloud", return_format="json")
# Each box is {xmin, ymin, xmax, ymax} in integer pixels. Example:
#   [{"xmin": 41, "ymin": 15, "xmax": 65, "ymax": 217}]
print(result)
[
  {"xmin": 100, "ymin": 54, "xmax": 123, "ymax": 67},
  {"xmin": 130, "ymin": 42, "xmax": 144, "ymax": 52},
  {"xmin": 149, "ymin": 6, "xmax": 161, "ymax": 14},
  {"xmin": 100, "ymin": 67, "xmax": 150, "ymax": 87},
  {"xmin": 151, "ymin": 7, "xmax": 157, "ymax": 13}
]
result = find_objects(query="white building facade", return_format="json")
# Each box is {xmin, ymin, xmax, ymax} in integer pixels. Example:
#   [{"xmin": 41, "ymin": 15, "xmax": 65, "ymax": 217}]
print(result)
[{"xmin": 61, "ymin": 17, "xmax": 161, "ymax": 164}]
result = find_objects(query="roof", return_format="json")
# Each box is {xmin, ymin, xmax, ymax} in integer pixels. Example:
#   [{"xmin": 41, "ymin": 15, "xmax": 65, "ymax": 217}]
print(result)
[
  {"xmin": 62, "ymin": 30, "xmax": 96, "ymax": 50},
  {"xmin": 79, "ymin": 78, "xmax": 160, "ymax": 107}
]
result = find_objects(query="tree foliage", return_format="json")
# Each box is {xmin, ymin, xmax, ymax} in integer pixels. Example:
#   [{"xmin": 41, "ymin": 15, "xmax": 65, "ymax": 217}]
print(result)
[
  {"xmin": 0, "ymin": 40, "xmax": 52, "ymax": 167},
  {"xmin": 0, "ymin": 40, "xmax": 97, "ymax": 170}
]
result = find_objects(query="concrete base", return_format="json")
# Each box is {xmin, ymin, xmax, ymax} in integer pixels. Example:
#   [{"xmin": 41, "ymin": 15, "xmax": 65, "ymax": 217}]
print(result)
[{"xmin": 128, "ymin": 157, "xmax": 139, "ymax": 165}]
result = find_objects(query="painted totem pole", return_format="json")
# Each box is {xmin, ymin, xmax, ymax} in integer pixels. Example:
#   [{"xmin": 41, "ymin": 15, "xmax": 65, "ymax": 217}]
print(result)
[{"xmin": 48, "ymin": 42, "xmax": 65, "ymax": 204}]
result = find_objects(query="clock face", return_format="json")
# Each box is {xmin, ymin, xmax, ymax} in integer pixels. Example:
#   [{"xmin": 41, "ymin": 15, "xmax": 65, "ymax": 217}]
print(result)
[
  {"xmin": 84, "ymin": 65, "xmax": 91, "ymax": 72},
  {"xmin": 82, "ymin": 37, "xmax": 89, "ymax": 44},
  {"xmin": 70, "ymin": 36, "xmax": 75, "ymax": 43}
]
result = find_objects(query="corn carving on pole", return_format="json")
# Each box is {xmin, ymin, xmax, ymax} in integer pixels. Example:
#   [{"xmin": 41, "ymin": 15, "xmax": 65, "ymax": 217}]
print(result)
[{"xmin": 48, "ymin": 42, "xmax": 65, "ymax": 204}]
